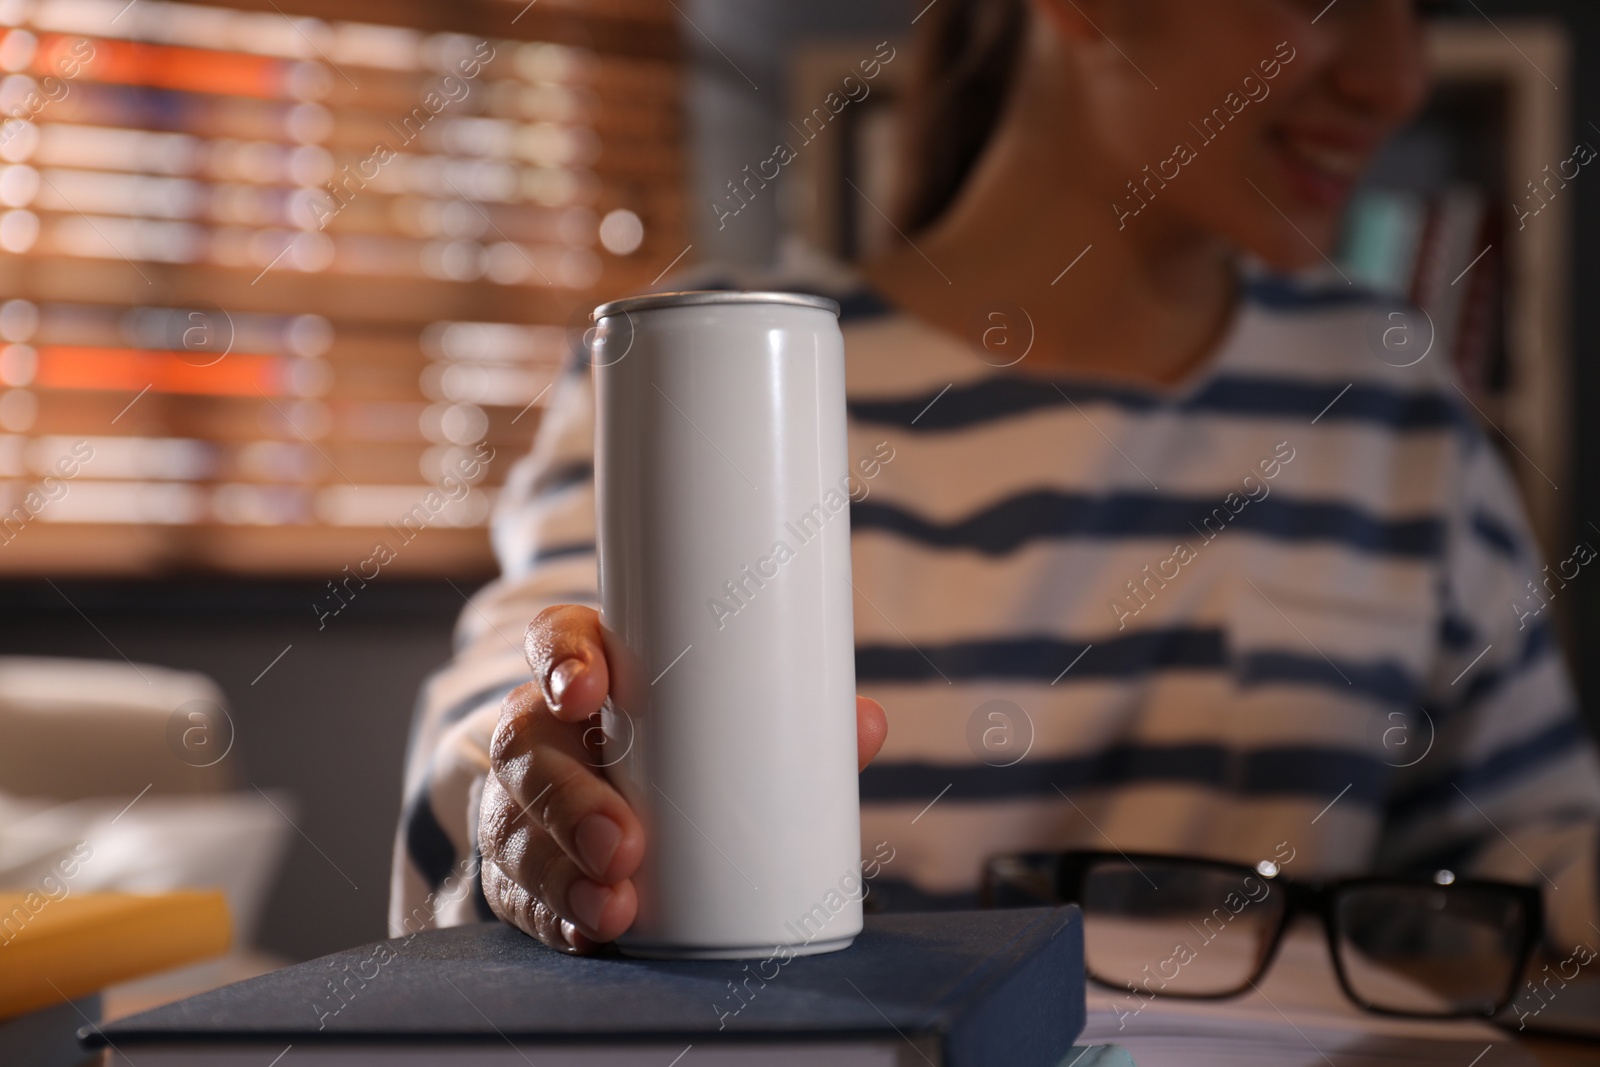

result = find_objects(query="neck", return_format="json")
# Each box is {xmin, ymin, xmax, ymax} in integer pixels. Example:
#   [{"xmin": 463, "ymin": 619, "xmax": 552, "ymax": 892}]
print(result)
[{"xmin": 863, "ymin": 45, "xmax": 1238, "ymax": 385}]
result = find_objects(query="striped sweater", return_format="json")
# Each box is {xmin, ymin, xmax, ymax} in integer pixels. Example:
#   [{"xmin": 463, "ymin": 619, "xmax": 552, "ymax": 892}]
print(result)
[{"xmin": 391, "ymin": 261, "xmax": 1600, "ymax": 953}]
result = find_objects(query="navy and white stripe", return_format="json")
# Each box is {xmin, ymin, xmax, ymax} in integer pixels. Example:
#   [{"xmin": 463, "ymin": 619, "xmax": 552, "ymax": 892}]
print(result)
[{"xmin": 391, "ymin": 259, "xmax": 1600, "ymax": 952}]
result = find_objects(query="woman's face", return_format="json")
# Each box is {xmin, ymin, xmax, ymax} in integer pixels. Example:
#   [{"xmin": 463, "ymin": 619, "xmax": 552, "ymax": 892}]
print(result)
[{"xmin": 1058, "ymin": 0, "xmax": 1431, "ymax": 269}]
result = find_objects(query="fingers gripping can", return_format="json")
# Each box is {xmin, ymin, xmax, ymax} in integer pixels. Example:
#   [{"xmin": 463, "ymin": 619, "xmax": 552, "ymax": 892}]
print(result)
[{"xmin": 589, "ymin": 291, "xmax": 862, "ymax": 959}]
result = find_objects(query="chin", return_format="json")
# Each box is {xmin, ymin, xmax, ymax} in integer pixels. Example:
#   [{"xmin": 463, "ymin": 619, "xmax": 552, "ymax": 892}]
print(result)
[{"xmin": 1229, "ymin": 147, "xmax": 1360, "ymax": 274}]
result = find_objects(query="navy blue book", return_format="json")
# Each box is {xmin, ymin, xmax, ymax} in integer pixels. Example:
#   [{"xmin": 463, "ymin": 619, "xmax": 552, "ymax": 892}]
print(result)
[{"xmin": 85, "ymin": 908, "xmax": 1084, "ymax": 1066}]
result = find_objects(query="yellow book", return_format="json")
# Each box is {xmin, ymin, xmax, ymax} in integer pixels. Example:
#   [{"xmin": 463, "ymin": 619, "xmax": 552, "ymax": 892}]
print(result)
[{"xmin": 0, "ymin": 892, "xmax": 231, "ymax": 1019}]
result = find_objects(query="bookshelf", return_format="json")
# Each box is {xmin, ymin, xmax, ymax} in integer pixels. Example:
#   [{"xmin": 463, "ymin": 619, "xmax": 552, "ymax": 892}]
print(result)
[
  {"xmin": 791, "ymin": 19, "xmax": 1574, "ymax": 567},
  {"xmin": 1348, "ymin": 20, "xmax": 1571, "ymax": 570},
  {"xmin": 0, "ymin": 0, "xmax": 686, "ymax": 576},
  {"xmin": 1419, "ymin": 20, "xmax": 1570, "ymax": 569}
]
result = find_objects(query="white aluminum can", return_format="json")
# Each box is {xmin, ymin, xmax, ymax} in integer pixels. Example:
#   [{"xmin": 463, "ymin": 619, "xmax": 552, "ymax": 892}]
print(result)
[{"xmin": 589, "ymin": 290, "xmax": 862, "ymax": 960}]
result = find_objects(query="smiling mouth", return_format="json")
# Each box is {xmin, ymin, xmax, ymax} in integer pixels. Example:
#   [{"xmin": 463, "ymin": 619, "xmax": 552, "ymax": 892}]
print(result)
[{"xmin": 1269, "ymin": 129, "xmax": 1370, "ymax": 210}]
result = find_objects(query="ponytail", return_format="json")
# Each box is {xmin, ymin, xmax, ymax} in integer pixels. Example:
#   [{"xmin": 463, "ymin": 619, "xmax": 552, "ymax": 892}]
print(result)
[{"xmin": 894, "ymin": 0, "xmax": 1028, "ymax": 234}]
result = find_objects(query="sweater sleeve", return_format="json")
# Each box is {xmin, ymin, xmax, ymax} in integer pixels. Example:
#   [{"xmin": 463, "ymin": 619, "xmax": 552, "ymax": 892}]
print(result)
[
  {"xmin": 1377, "ymin": 422, "xmax": 1600, "ymax": 952},
  {"xmin": 388, "ymin": 359, "xmax": 599, "ymax": 935}
]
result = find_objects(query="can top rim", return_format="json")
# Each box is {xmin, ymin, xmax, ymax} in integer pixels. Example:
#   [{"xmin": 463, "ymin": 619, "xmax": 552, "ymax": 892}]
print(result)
[{"xmin": 591, "ymin": 290, "xmax": 841, "ymax": 321}]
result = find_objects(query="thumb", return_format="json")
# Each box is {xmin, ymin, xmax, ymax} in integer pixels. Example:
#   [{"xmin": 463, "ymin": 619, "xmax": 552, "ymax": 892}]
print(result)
[
  {"xmin": 525, "ymin": 605, "xmax": 611, "ymax": 722},
  {"xmin": 856, "ymin": 695, "xmax": 887, "ymax": 771}
]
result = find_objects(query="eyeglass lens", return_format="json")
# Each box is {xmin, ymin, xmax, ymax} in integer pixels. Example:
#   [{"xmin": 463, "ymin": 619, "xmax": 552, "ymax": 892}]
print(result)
[
  {"xmin": 1333, "ymin": 883, "xmax": 1528, "ymax": 1015},
  {"xmin": 1080, "ymin": 859, "xmax": 1286, "ymax": 996}
]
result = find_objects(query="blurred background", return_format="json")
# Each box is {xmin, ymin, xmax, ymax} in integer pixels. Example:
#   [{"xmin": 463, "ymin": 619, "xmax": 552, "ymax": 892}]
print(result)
[{"xmin": 0, "ymin": 0, "xmax": 1596, "ymax": 975}]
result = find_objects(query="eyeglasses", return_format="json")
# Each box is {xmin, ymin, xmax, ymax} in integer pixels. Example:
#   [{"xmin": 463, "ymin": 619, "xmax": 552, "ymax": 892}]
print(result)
[{"xmin": 980, "ymin": 850, "xmax": 1542, "ymax": 1019}]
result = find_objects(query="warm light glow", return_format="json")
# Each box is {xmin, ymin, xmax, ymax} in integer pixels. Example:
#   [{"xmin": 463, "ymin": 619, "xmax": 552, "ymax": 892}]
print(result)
[{"xmin": 598, "ymin": 208, "xmax": 643, "ymax": 255}]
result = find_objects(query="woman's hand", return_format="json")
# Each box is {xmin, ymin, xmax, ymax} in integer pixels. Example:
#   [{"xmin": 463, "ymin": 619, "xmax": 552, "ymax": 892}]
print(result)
[{"xmin": 479, "ymin": 604, "xmax": 888, "ymax": 953}]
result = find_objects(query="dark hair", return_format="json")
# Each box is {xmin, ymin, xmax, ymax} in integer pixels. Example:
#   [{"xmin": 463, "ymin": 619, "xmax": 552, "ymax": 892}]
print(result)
[{"xmin": 895, "ymin": 0, "xmax": 1028, "ymax": 234}]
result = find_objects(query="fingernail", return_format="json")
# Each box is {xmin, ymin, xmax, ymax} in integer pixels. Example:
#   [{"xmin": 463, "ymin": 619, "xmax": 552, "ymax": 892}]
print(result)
[
  {"xmin": 548, "ymin": 658, "xmax": 583, "ymax": 705},
  {"xmin": 568, "ymin": 879, "xmax": 612, "ymax": 935},
  {"xmin": 558, "ymin": 919, "xmax": 581, "ymax": 950},
  {"xmin": 574, "ymin": 813, "xmax": 622, "ymax": 877}
]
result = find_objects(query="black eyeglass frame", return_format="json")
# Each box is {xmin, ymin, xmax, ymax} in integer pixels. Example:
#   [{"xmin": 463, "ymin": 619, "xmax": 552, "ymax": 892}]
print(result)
[{"xmin": 979, "ymin": 849, "xmax": 1543, "ymax": 1020}]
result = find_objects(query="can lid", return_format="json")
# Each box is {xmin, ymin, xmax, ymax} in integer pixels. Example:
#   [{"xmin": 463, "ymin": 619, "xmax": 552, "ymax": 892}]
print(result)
[{"xmin": 591, "ymin": 290, "xmax": 841, "ymax": 321}]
